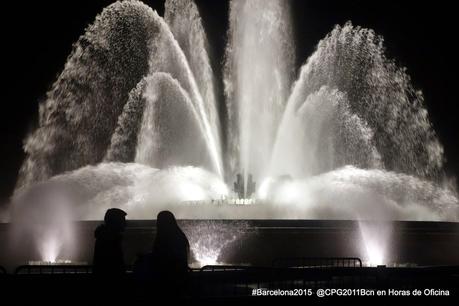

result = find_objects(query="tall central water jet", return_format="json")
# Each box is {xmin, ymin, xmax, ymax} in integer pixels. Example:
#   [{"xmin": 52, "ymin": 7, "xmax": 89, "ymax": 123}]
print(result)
[{"xmin": 224, "ymin": 0, "xmax": 295, "ymax": 186}]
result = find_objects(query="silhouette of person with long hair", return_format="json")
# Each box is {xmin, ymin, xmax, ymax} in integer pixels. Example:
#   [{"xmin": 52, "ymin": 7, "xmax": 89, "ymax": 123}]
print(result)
[
  {"xmin": 134, "ymin": 211, "xmax": 190, "ymax": 295},
  {"xmin": 93, "ymin": 208, "xmax": 127, "ymax": 276},
  {"xmin": 154, "ymin": 211, "xmax": 190, "ymax": 280}
]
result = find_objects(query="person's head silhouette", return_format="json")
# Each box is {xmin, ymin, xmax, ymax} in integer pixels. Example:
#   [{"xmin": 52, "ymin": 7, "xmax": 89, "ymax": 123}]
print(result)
[
  {"xmin": 156, "ymin": 210, "xmax": 178, "ymax": 235},
  {"xmin": 104, "ymin": 208, "xmax": 127, "ymax": 231}
]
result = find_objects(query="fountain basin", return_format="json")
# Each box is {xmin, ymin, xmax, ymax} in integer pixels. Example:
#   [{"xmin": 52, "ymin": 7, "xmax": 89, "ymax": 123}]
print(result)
[{"xmin": 1, "ymin": 219, "xmax": 458, "ymax": 272}]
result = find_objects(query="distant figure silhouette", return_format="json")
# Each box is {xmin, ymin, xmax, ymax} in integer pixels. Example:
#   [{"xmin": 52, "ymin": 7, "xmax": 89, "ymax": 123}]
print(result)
[
  {"xmin": 134, "ymin": 211, "xmax": 190, "ymax": 294},
  {"xmin": 93, "ymin": 208, "xmax": 127, "ymax": 276}
]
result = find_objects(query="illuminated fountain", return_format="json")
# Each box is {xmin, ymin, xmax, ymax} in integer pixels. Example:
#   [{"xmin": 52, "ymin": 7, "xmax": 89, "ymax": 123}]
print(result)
[{"xmin": 9, "ymin": 0, "xmax": 459, "ymax": 266}]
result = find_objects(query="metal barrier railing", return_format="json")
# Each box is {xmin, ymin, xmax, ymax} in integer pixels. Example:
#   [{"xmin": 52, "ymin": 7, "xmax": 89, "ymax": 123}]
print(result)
[
  {"xmin": 195, "ymin": 260, "xmax": 366, "ymax": 297},
  {"xmin": 199, "ymin": 265, "xmax": 253, "ymax": 272},
  {"xmin": 272, "ymin": 257, "xmax": 362, "ymax": 268},
  {"xmin": 196, "ymin": 265, "xmax": 271, "ymax": 297},
  {"xmin": 270, "ymin": 257, "xmax": 364, "ymax": 290},
  {"xmin": 14, "ymin": 265, "xmax": 93, "ymax": 275}
]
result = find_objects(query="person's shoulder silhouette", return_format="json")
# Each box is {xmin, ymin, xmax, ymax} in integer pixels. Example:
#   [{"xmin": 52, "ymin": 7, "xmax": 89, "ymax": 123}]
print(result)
[
  {"xmin": 134, "ymin": 211, "xmax": 190, "ymax": 280},
  {"xmin": 93, "ymin": 208, "xmax": 127, "ymax": 276},
  {"xmin": 134, "ymin": 210, "xmax": 190, "ymax": 292}
]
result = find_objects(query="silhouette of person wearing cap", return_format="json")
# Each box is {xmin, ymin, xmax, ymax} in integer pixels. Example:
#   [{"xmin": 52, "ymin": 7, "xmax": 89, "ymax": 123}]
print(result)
[{"xmin": 93, "ymin": 208, "xmax": 127, "ymax": 276}]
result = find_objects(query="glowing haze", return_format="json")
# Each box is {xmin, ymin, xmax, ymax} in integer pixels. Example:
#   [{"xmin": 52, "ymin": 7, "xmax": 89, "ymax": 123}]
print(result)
[{"xmin": 9, "ymin": 0, "xmax": 459, "ymax": 265}]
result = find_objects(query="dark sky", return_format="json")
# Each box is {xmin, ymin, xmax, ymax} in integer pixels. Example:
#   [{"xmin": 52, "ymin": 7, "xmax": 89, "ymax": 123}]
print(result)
[{"xmin": 1, "ymin": 0, "xmax": 458, "ymax": 205}]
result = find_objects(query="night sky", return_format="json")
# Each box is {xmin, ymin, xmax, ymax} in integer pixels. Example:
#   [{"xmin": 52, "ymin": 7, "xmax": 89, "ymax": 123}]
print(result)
[{"xmin": 1, "ymin": 0, "xmax": 458, "ymax": 205}]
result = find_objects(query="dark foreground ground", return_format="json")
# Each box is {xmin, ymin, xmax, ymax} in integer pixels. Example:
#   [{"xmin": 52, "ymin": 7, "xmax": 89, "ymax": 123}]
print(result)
[{"xmin": 0, "ymin": 264, "xmax": 458, "ymax": 303}]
